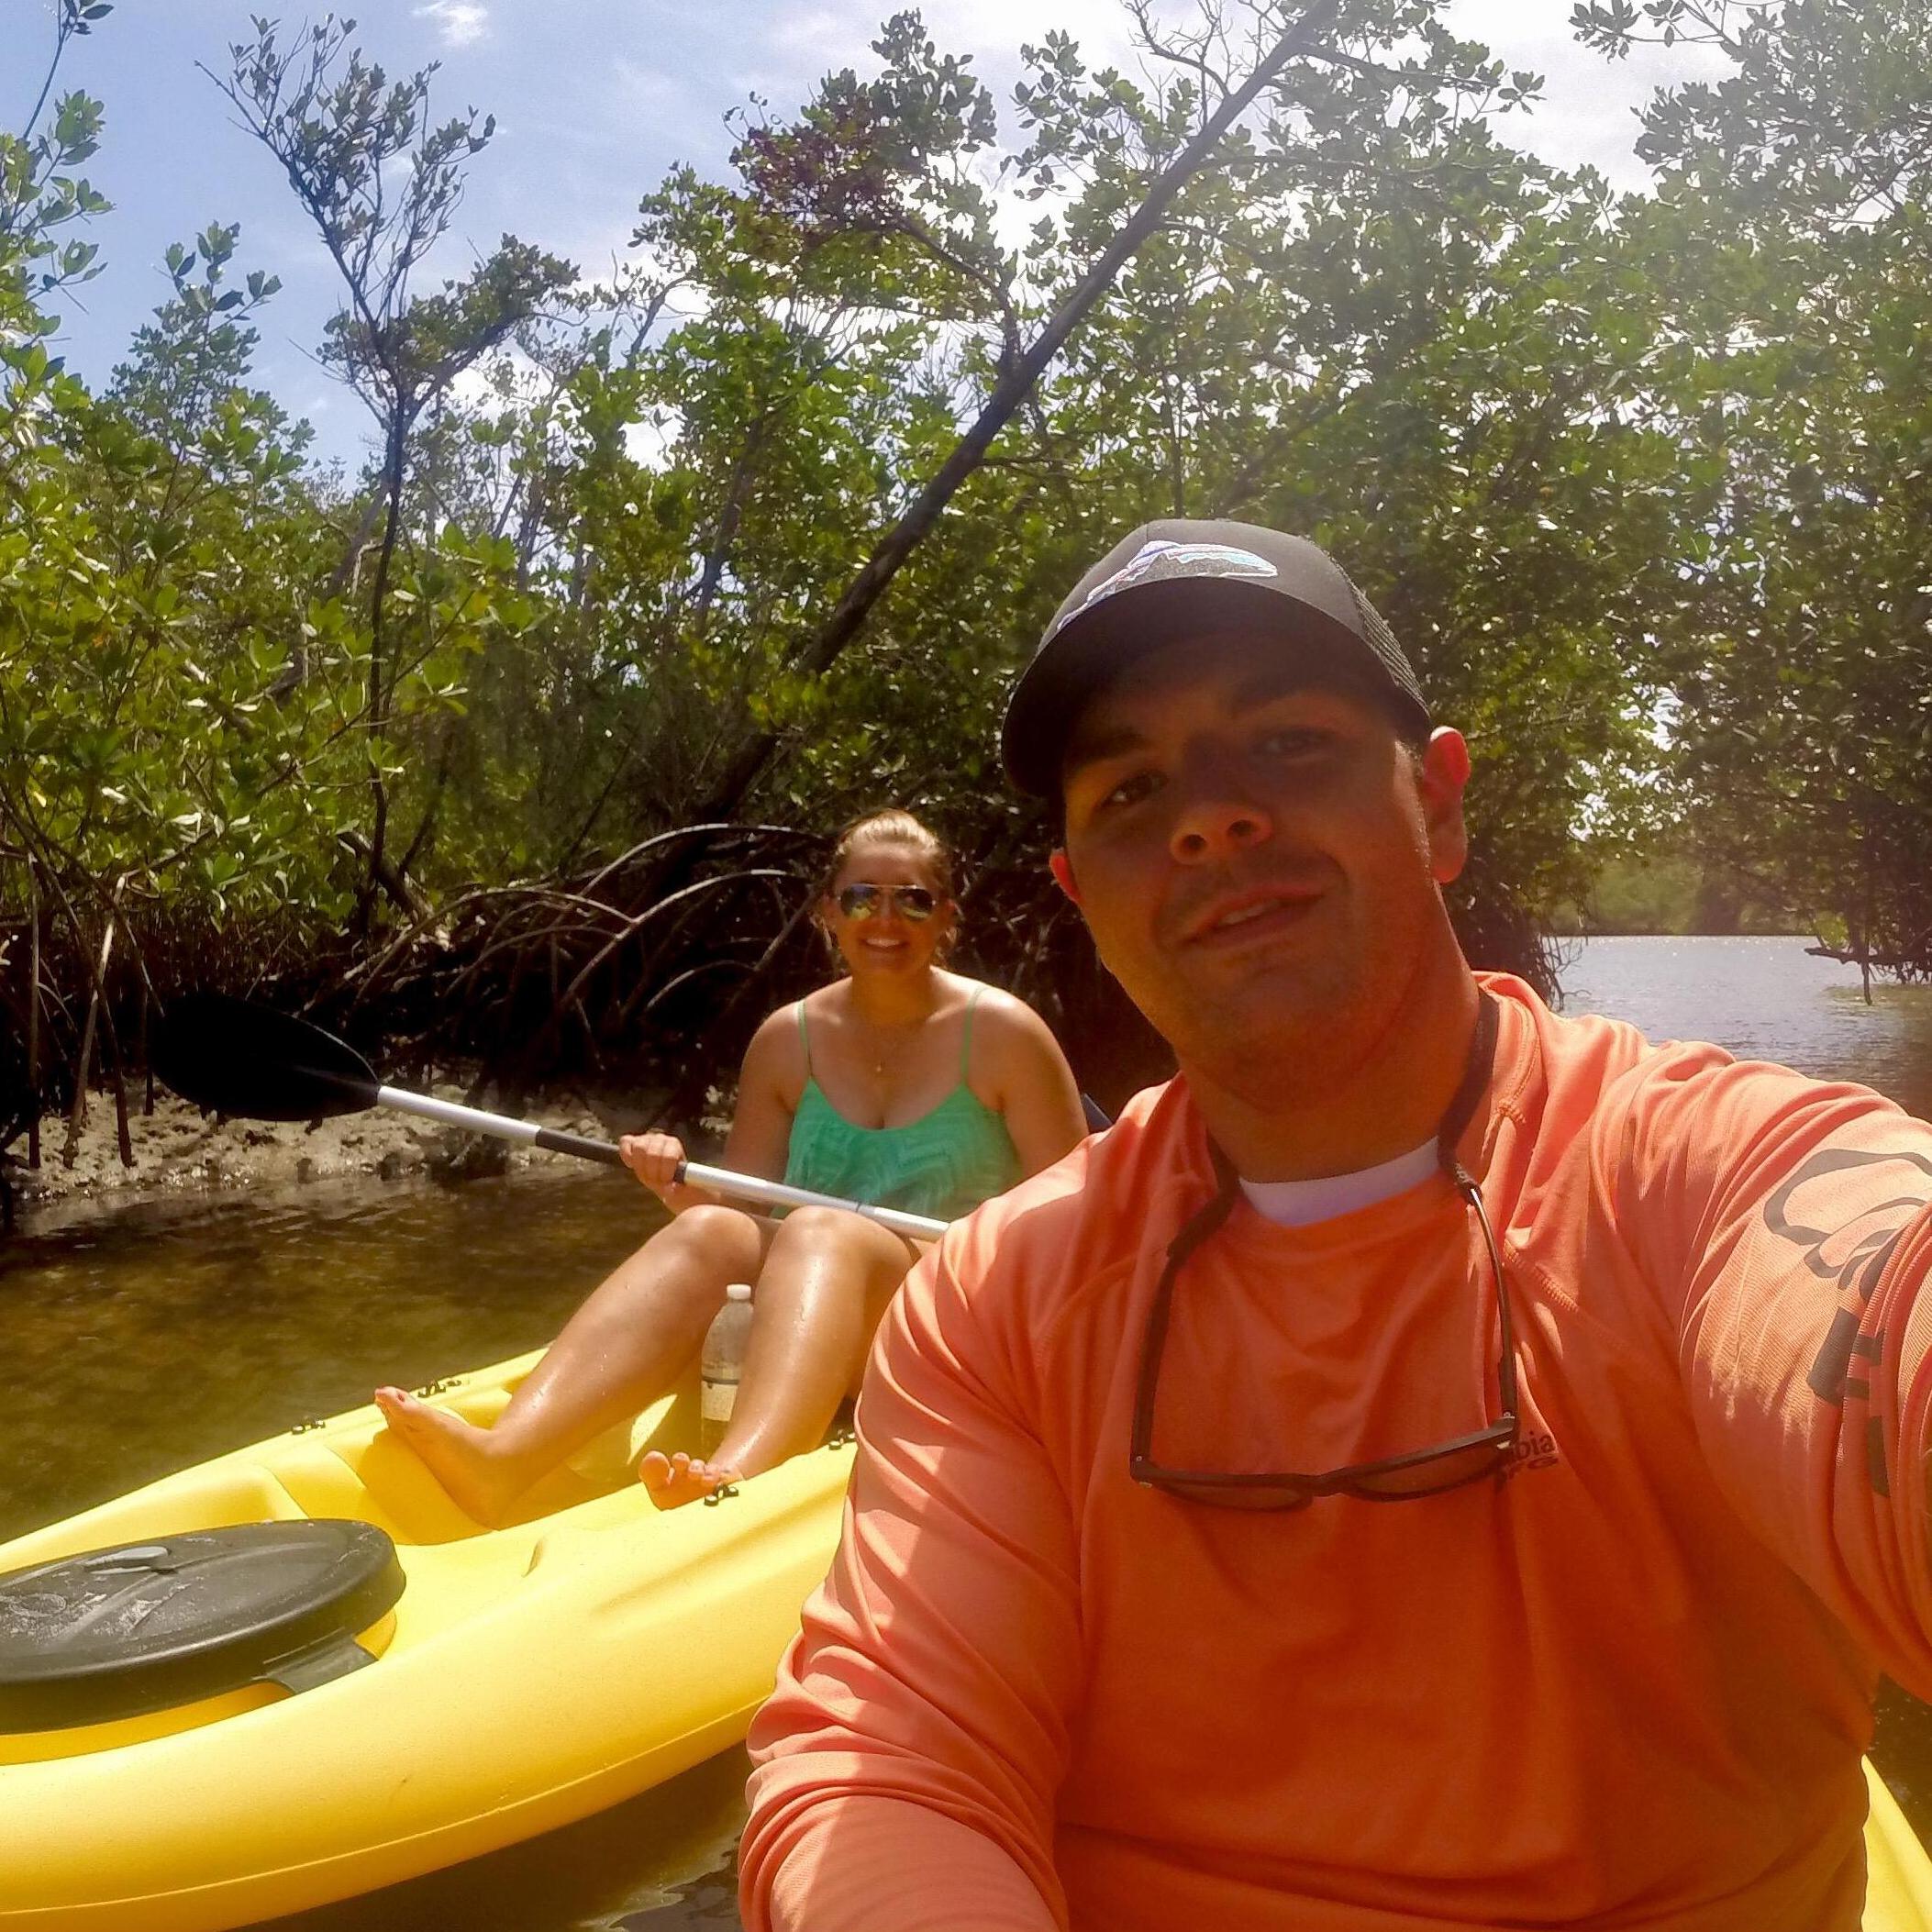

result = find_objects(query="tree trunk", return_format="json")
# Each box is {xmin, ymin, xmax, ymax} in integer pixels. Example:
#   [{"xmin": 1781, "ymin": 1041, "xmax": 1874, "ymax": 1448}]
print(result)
[
  {"xmin": 62, "ymin": 894, "xmax": 120, "ymax": 1166},
  {"xmin": 26, "ymin": 861, "xmax": 40, "ymax": 1170},
  {"xmin": 692, "ymin": 403, "xmax": 774, "ymax": 639},
  {"xmin": 357, "ymin": 408, "xmax": 412, "ymax": 936},
  {"xmin": 685, "ymin": 0, "xmax": 1347, "ymax": 825}
]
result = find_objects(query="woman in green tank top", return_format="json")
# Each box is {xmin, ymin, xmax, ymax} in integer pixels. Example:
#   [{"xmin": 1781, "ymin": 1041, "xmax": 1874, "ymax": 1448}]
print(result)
[{"xmin": 376, "ymin": 809, "xmax": 1086, "ymax": 1520}]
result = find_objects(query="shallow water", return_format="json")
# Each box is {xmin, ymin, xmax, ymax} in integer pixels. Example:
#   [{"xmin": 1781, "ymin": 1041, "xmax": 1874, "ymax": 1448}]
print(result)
[
  {"xmin": 0, "ymin": 1168, "xmax": 661, "ymax": 1544},
  {"xmin": 5, "ymin": 936, "xmax": 1932, "ymax": 1926},
  {"xmin": 1, "ymin": 1166, "xmax": 722, "ymax": 1931},
  {"xmin": 1552, "ymin": 934, "xmax": 1932, "ymax": 1120}
]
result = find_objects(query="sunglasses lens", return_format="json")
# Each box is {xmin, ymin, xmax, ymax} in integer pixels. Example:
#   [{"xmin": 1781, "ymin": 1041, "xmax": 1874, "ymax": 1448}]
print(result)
[
  {"xmin": 1347, "ymin": 1438, "xmax": 1511, "ymax": 1499},
  {"xmin": 1141, "ymin": 1440, "xmax": 1508, "ymax": 1511},
  {"xmin": 1150, "ymin": 1479, "xmax": 1316, "ymax": 1514},
  {"xmin": 838, "ymin": 885, "xmax": 938, "ymax": 921}
]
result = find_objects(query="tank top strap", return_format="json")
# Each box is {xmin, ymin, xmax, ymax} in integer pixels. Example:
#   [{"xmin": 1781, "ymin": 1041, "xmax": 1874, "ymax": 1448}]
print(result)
[
  {"xmin": 960, "ymin": 986, "xmax": 984, "ymax": 1083},
  {"xmin": 795, "ymin": 999, "xmax": 813, "ymax": 1080}
]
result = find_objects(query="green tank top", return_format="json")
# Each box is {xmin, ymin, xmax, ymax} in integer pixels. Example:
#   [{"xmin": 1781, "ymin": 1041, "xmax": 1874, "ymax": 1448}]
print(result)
[{"xmin": 783, "ymin": 988, "xmax": 1023, "ymax": 1222}]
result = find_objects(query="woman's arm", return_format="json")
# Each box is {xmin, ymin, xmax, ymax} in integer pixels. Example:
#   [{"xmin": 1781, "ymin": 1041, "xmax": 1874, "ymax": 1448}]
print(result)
[
  {"xmin": 973, "ymin": 991, "xmax": 1088, "ymax": 1179},
  {"xmin": 620, "ymin": 1004, "xmax": 802, "ymax": 1213},
  {"xmin": 719, "ymin": 1004, "xmax": 805, "ymax": 1179}
]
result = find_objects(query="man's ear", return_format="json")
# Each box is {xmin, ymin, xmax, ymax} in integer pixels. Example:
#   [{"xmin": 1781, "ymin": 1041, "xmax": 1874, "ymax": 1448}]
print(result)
[
  {"xmin": 1418, "ymin": 727, "xmax": 1471, "ymax": 886},
  {"xmin": 1049, "ymin": 849, "xmax": 1082, "ymax": 905}
]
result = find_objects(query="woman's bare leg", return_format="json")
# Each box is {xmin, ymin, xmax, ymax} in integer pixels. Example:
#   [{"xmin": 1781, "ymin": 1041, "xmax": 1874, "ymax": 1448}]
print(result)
[
  {"xmin": 641, "ymin": 1205, "xmax": 913, "ymax": 1508},
  {"xmin": 377, "ymin": 1204, "xmax": 771, "ymax": 1524}
]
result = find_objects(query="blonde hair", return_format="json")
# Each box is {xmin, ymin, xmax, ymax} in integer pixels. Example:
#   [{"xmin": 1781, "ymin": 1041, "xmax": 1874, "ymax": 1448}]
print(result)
[{"xmin": 818, "ymin": 808, "xmax": 956, "ymax": 902}]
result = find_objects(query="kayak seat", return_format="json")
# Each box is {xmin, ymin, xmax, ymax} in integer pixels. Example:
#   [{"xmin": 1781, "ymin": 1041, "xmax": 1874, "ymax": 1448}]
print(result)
[{"xmin": 0, "ymin": 1520, "xmax": 405, "ymax": 1732}]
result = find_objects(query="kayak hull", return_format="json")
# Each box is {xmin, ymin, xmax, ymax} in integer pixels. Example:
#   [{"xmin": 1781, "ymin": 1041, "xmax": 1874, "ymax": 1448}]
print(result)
[
  {"xmin": 1870, "ymin": 1760, "xmax": 1932, "ymax": 1932},
  {"xmin": 0, "ymin": 1354, "xmax": 851, "ymax": 1929}
]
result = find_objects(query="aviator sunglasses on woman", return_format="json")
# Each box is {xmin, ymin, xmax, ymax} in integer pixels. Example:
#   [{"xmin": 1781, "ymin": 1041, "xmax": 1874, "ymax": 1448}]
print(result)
[{"xmin": 838, "ymin": 883, "xmax": 943, "ymax": 922}]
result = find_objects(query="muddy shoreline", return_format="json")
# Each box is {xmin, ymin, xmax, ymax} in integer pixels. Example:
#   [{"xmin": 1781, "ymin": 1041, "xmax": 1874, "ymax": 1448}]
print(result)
[{"xmin": 3, "ymin": 1079, "xmax": 675, "ymax": 1236}]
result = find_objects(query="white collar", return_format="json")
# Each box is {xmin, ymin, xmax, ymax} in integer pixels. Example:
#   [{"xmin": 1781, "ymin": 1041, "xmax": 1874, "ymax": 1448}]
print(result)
[{"xmin": 1238, "ymin": 1140, "xmax": 1438, "ymax": 1228}]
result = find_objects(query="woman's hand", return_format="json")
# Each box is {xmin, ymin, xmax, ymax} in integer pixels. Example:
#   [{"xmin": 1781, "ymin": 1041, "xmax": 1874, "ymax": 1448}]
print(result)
[{"xmin": 618, "ymin": 1130, "xmax": 691, "ymax": 1206}]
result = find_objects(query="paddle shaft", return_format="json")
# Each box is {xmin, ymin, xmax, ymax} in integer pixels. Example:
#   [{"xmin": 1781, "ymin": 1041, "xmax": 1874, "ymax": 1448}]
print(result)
[{"xmin": 369, "ymin": 1083, "xmax": 949, "ymax": 1241}]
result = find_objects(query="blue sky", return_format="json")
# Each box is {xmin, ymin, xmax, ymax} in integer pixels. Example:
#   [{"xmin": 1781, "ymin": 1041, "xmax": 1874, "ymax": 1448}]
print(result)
[{"xmin": 9, "ymin": 0, "xmax": 1727, "ymax": 472}]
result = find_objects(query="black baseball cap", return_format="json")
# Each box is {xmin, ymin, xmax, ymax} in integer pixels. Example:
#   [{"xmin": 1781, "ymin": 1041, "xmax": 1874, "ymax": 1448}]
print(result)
[{"xmin": 1000, "ymin": 517, "xmax": 1430, "ymax": 797}]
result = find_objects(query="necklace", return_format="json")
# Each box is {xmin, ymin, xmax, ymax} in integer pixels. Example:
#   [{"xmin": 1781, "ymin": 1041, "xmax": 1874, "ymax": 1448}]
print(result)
[
  {"xmin": 851, "ymin": 1007, "xmax": 928, "ymax": 1082},
  {"xmin": 841, "ymin": 971, "xmax": 945, "ymax": 1084}
]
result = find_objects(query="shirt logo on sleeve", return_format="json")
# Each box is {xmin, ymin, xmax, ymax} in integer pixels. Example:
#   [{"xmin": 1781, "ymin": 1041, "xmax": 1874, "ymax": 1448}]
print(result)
[{"xmin": 1762, "ymin": 1146, "xmax": 1932, "ymax": 1495}]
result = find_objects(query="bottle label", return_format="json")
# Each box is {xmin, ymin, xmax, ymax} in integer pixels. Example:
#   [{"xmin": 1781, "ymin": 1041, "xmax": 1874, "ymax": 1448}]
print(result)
[{"xmin": 701, "ymin": 1380, "xmax": 738, "ymax": 1424}]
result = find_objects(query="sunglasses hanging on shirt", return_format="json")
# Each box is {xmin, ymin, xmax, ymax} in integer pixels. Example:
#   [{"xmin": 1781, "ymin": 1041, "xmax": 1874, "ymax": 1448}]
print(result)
[{"xmin": 1129, "ymin": 994, "xmax": 1519, "ymax": 1510}]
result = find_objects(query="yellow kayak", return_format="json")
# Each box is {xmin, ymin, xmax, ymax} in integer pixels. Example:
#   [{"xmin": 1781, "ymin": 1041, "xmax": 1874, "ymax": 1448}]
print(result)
[
  {"xmin": 1871, "ymin": 1761, "xmax": 1932, "ymax": 1932},
  {"xmin": 2, "ymin": 1356, "xmax": 1931, "ymax": 1931},
  {"xmin": 0, "ymin": 1353, "xmax": 851, "ymax": 1930}
]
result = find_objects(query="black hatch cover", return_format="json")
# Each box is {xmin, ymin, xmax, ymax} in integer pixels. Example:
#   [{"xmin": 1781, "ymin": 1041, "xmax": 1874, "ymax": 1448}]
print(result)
[{"xmin": 0, "ymin": 1519, "xmax": 405, "ymax": 1731}]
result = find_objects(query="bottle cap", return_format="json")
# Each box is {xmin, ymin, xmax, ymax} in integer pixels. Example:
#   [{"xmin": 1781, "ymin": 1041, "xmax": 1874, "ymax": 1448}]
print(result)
[{"xmin": 725, "ymin": 1282, "xmax": 753, "ymax": 1302}]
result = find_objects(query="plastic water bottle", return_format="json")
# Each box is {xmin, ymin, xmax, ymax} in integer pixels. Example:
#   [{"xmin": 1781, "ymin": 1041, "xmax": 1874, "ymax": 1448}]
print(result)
[{"xmin": 700, "ymin": 1282, "xmax": 754, "ymax": 1459}]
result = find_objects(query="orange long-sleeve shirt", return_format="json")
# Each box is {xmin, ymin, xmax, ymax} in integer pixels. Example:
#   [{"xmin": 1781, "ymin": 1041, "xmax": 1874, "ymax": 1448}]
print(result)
[{"xmin": 742, "ymin": 974, "xmax": 1932, "ymax": 1930}]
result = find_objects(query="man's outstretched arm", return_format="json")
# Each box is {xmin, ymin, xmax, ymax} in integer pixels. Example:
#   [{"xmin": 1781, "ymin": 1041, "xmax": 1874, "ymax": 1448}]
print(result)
[
  {"xmin": 1616, "ymin": 1052, "xmax": 1932, "ymax": 1683},
  {"xmin": 740, "ymin": 1203, "xmax": 1085, "ymax": 1932}
]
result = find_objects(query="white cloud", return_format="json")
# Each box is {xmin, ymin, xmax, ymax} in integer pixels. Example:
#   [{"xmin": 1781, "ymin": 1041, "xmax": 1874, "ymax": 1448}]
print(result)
[
  {"xmin": 611, "ymin": 55, "xmax": 685, "ymax": 110},
  {"xmin": 1449, "ymin": 0, "xmax": 1732, "ymax": 191},
  {"xmin": 416, "ymin": 2, "xmax": 492, "ymax": 50},
  {"xmin": 716, "ymin": 0, "xmax": 1721, "ymax": 194},
  {"xmin": 771, "ymin": 6, "xmax": 849, "ymax": 59},
  {"xmin": 624, "ymin": 408, "xmax": 683, "ymax": 472}
]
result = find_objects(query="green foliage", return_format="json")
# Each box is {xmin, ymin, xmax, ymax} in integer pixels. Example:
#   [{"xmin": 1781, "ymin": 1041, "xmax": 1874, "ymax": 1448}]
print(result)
[
  {"xmin": 12, "ymin": 0, "xmax": 1932, "ymax": 1141},
  {"xmin": 1566, "ymin": 851, "xmax": 1703, "ymax": 937},
  {"xmin": 1608, "ymin": 0, "xmax": 1932, "ymax": 975},
  {"xmin": 1557, "ymin": 848, "xmax": 1798, "ymax": 937},
  {"xmin": 3, "ymin": 205, "xmax": 359, "ymax": 934},
  {"xmin": 0, "ymin": 28, "xmax": 329, "ymax": 948},
  {"xmin": 0, "ymin": 14, "xmax": 552, "ymax": 1125}
]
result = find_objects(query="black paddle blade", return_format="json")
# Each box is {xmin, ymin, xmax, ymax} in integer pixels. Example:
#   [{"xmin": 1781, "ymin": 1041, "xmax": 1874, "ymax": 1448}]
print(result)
[{"xmin": 151, "ymin": 994, "xmax": 382, "ymax": 1123}]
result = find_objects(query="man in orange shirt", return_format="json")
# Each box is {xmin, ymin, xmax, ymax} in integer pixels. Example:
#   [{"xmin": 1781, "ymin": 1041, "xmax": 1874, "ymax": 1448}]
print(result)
[{"xmin": 740, "ymin": 518, "xmax": 1932, "ymax": 1929}]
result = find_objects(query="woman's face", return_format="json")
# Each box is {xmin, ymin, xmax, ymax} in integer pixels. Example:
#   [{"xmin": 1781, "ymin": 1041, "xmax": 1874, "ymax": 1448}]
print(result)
[{"xmin": 821, "ymin": 839, "xmax": 955, "ymax": 980}]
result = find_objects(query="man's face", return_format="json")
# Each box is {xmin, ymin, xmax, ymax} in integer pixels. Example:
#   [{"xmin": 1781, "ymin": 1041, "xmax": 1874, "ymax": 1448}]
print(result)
[{"xmin": 1050, "ymin": 629, "xmax": 1471, "ymax": 1098}]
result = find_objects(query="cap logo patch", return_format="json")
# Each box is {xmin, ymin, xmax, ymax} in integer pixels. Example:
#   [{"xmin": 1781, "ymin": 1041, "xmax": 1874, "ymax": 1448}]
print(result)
[{"xmin": 1052, "ymin": 539, "xmax": 1277, "ymax": 639}]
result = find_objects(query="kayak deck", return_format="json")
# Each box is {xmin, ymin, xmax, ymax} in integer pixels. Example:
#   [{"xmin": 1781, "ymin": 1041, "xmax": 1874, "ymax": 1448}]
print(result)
[{"xmin": 0, "ymin": 1354, "xmax": 853, "ymax": 1929}]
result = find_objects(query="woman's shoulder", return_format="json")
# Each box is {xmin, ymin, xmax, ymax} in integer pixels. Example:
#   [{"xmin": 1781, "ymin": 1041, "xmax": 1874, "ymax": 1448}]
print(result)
[
  {"xmin": 749, "ymin": 994, "xmax": 808, "ymax": 1041},
  {"xmin": 742, "ymin": 997, "xmax": 812, "ymax": 1087},
  {"xmin": 787, "ymin": 979, "xmax": 860, "ymax": 1037},
  {"xmin": 944, "ymin": 971, "xmax": 1038, "ymax": 1029},
  {"xmin": 944, "ymin": 972, "xmax": 1065, "ymax": 1064}
]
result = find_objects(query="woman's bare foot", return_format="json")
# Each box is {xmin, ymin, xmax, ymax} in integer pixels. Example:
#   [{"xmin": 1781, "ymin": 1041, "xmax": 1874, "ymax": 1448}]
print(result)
[
  {"xmin": 638, "ymin": 1449, "xmax": 741, "ymax": 1510},
  {"xmin": 373, "ymin": 1387, "xmax": 532, "ymax": 1527}
]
